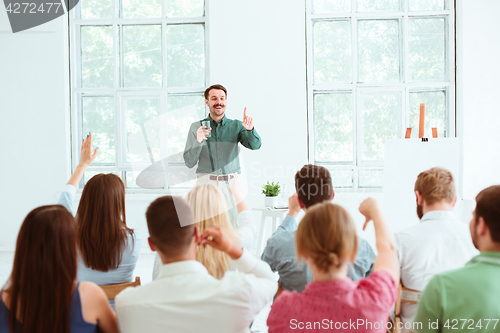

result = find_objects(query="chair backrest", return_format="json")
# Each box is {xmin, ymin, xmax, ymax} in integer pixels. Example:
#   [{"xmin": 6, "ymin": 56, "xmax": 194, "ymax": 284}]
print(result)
[
  {"xmin": 100, "ymin": 277, "xmax": 141, "ymax": 300},
  {"xmin": 274, "ymin": 281, "xmax": 284, "ymax": 299},
  {"xmin": 400, "ymin": 285, "xmax": 421, "ymax": 304},
  {"xmin": 390, "ymin": 284, "xmax": 422, "ymax": 333}
]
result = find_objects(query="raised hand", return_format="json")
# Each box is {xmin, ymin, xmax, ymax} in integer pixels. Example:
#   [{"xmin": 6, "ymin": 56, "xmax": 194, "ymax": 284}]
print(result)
[
  {"xmin": 242, "ymin": 107, "xmax": 254, "ymax": 131},
  {"xmin": 229, "ymin": 173, "xmax": 243, "ymax": 200},
  {"xmin": 79, "ymin": 133, "xmax": 98, "ymax": 167},
  {"xmin": 67, "ymin": 133, "xmax": 98, "ymax": 188},
  {"xmin": 358, "ymin": 197, "xmax": 382, "ymax": 230},
  {"xmin": 196, "ymin": 126, "xmax": 211, "ymax": 143},
  {"xmin": 288, "ymin": 193, "xmax": 301, "ymax": 217},
  {"xmin": 198, "ymin": 226, "xmax": 243, "ymax": 259}
]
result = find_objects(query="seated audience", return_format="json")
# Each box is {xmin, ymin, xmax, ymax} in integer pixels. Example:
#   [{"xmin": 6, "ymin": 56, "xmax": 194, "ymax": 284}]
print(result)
[
  {"xmin": 261, "ymin": 164, "xmax": 376, "ymax": 292},
  {"xmin": 0, "ymin": 205, "xmax": 117, "ymax": 333},
  {"xmin": 413, "ymin": 185, "xmax": 500, "ymax": 333},
  {"xmin": 58, "ymin": 134, "xmax": 141, "ymax": 286},
  {"xmin": 152, "ymin": 174, "xmax": 257, "ymax": 279},
  {"xmin": 267, "ymin": 199, "xmax": 399, "ymax": 332},
  {"xmin": 395, "ymin": 167, "xmax": 478, "ymax": 329},
  {"xmin": 116, "ymin": 196, "xmax": 276, "ymax": 333}
]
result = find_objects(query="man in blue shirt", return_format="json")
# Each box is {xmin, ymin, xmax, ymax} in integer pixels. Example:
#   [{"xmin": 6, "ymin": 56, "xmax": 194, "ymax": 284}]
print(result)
[{"xmin": 261, "ymin": 164, "xmax": 376, "ymax": 292}]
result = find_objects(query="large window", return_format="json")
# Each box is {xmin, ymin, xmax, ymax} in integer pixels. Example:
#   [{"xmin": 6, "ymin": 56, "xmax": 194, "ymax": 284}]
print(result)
[
  {"xmin": 69, "ymin": 0, "xmax": 207, "ymax": 190},
  {"xmin": 307, "ymin": 0, "xmax": 455, "ymax": 189}
]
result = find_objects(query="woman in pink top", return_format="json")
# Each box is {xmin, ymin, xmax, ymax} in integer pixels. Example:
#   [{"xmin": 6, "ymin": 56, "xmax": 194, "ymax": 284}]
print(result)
[{"xmin": 267, "ymin": 198, "xmax": 399, "ymax": 333}]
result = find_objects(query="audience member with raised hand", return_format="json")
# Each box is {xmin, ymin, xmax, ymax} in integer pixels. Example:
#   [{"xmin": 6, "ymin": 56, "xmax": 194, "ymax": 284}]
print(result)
[
  {"xmin": 152, "ymin": 173, "xmax": 257, "ymax": 279},
  {"xmin": 412, "ymin": 185, "xmax": 500, "ymax": 333},
  {"xmin": 267, "ymin": 198, "xmax": 398, "ymax": 333},
  {"xmin": 116, "ymin": 196, "xmax": 276, "ymax": 333},
  {"xmin": 0, "ymin": 205, "xmax": 118, "ymax": 333},
  {"xmin": 57, "ymin": 133, "xmax": 141, "ymax": 287},
  {"xmin": 394, "ymin": 167, "xmax": 478, "ymax": 330},
  {"xmin": 261, "ymin": 164, "xmax": 376, "ymax": 293},
  {"xmin": 228, "ymin": 173, "xmax": 258, "ymax": 249}
]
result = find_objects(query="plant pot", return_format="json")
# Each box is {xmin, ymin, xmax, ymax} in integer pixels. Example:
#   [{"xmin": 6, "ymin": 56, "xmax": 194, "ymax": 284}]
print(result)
[{"xmin": 264, "ymin": 196, "xmax": 278, "ymax": 208}]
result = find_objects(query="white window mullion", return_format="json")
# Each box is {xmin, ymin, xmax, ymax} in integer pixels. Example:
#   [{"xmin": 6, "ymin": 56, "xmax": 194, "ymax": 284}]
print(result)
[
  {"xmin": 447, "ymin": 0, "xmax": 455, "ymax": 138},
  {"xmin": 351, "ymin": 87, "xmax": 357, "ymax": 183},
  {"xmin": 399, "ymin": 86, "xmax": 406, "ymax": 139},
  {"xmin": 162, "ymin": 0, "xmax": 168, "ymax": 88},
  {"xmin": 399, "ymin": 17, "xmax": 405, "ymax": 84},
  {"xmin": 72, "ymin": 92, "xmax": 82, "ymax": 176},
  {"xmin": 161, "ymin": 0, "xmax": 168, "ymax": 190},
  {"xmin": 162, "ymin": 22, "xmax": 168, "ymax": 89},
  {"xmin": 355, "ymin": 89, "xmax": 363, "ymax": 182},
  {"xmin": 204, "ymin": 1, "xmax": 210, "ymax": 91},
  {"xmin": 352, "ymin": 3, "xmax": 359, "ymax": 188},
  {"xmin": 115, "ymin": 90, "xmax": 123, "ymax": 171},
  {"xmin": 306, "ymin": 0, "xmax": 314, "ymax": 164},
  {"xmin": 114, "ymin": 17, "xmax": 123, "ymax": 171}
]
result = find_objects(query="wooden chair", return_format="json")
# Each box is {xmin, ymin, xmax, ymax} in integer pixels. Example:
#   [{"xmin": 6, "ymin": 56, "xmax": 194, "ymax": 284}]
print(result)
[
  {"xmin": 100, "ymin": 277, "xmax": 141, "ymax": 300},
  {"xmin": 389, "ymin": 284, "xmax": 421, "ymax": 333},
  {"xmin": 274, "ymin": 281, "xmax": 284, "ymax": 299}
]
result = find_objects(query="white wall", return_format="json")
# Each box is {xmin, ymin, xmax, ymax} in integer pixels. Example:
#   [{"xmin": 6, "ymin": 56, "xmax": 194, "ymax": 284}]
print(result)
[
  {"xmin": 1, "ymin": 1, "xmax": 500, "ymax": 252},
  {"xmin": 457, "ymin": 0, "xmax": 500, "ymax": 221},
  {"xmin": 0, "ymin": 14, "xmax": 70, "ymax": 250},
  {"xmin": 207, "ymin": 0, "xmax": 308, "ymax": 209}
]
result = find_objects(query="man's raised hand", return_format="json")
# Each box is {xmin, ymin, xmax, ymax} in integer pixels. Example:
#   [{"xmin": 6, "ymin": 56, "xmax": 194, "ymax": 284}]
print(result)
[
  {"xmin": 198, "ymin": 226, "xmax": 243, "ymax": 260},
  {"xmin": 242, "ymin": 107, "xmax": 254, "ymax": 131}
]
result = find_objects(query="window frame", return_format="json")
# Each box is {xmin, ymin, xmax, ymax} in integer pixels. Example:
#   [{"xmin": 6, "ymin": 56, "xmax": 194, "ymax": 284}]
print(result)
[
  {"xmin": 68, "ymin": 0, "xmax": 209, "ymax": 192},
  {"xmin": 306, "ymin": 0, "xmax": 455, "ymax": 190}
]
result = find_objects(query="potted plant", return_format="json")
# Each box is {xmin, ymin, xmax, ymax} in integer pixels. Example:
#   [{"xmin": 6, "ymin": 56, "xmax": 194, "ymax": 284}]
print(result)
[{"xmin": 262, "ymin": 181, "xmax": 281, "ymax": 207}]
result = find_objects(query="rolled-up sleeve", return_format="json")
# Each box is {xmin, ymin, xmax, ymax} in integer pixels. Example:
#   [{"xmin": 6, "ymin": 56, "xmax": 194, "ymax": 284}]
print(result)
[
  {"xmin": 238, "ymin": 126, "xmax": 262, "ymax": 150},
  {"xmin": 57, "ymin": 184, "xmax": 77, "ymax": 215},
  {"xmin": 183, "ymin": 122, "xmax": 205, "ymax": 168},
  {"xmin": 232, "ymin": 249, "xmax": 277, "ymax": 313}
]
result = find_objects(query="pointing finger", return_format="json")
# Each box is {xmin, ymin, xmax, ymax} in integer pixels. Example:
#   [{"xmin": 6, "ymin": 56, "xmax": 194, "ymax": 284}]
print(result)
[{"xmin": 243, "ymin": 107, "xmax": 247, "ymax": 119}]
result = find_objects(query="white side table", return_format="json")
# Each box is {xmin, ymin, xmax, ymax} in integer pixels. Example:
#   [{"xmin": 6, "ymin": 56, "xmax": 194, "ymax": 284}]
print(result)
[{"xmin": 252, "ymin": 207, "xmax": 288, "ymax": 256}]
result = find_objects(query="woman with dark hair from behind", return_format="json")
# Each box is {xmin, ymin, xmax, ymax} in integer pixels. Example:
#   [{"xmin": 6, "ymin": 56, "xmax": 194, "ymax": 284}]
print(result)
[
  {"xmin": 57, "ymin": 134, "xmax": 141, "ymax": 286},
  {"xmin": 0, "ymin": 205, "xmax": 117, "ymax": 333},
  {"xmin": 267, "ymin": 198, "xmax": 399, "ymax": 333}
]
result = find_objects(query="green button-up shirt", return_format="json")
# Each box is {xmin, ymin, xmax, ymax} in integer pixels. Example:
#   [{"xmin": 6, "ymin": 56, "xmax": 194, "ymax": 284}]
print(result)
[
  {"xmin": 413, "ymin": 251, "xmax": 500, "ymax": 333},
  {"xmin": 183, "ymin": 115, "xmax": 262, "ymax": 174}
]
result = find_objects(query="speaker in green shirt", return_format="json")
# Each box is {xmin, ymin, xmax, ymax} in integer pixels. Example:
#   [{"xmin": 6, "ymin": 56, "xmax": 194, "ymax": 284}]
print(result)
[{"xmin": 183, "ymin": 84, "xmax": 262, "ymax": 175}]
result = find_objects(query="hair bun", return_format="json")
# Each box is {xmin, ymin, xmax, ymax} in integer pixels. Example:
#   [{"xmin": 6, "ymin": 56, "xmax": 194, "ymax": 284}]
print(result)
[
  {"xmin": 314, "ymin": 250, "xmax": 340, "ymax": 272},
  {"xmin": 328, "ymin": 252, "xmax": 339, "ymax": 266}
]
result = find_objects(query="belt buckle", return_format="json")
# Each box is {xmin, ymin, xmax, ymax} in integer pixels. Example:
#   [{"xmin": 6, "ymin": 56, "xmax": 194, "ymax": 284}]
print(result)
[{"xmin": 217, "ymin": 175, "xmax": 223, "ymax": 181}]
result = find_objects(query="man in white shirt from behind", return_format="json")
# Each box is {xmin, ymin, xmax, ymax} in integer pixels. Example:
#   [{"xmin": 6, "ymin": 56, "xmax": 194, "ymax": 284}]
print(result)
[
  {"xmin": 115, "ymin": 196, "xmax": 277, "ymax": 333},
  {"xmin": 394, "ymin": 167, "xmax": 478, "ymax": 332}
]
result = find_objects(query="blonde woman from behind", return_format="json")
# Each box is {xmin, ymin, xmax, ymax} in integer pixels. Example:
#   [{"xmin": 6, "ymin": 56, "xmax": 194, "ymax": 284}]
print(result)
[{"xmin": 152, "ymin": 174, "xmax": 257, "ymax": 279}]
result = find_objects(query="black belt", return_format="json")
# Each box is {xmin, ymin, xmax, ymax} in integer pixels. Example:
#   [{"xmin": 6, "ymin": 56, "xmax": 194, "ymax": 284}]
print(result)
[{"xmin": 208, "ymin": 174, "xmax": 235, "ymax": 181}]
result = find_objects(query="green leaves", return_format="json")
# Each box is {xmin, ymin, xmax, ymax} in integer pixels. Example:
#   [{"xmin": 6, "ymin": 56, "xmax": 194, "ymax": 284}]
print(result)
[{"xmin": 261, "ymin": 181, "xmax": 281, "ymax": 197}]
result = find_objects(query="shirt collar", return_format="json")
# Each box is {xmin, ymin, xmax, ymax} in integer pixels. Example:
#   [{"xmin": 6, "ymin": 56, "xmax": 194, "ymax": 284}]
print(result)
[
  {"xmin": 467, "ymin": 252, "xmax": 500, "ymax": 266},
  {"xmin": 205, "ymin": 114, "xmax": 226, "ymax": 127},
  {"xmin": 420, "ymin": 210, "xmax": 457, "ymax": 223},
  {"xmin": 305, "ymin": 277, "xmax": 355, "ymax": 294},
  {"xmin": 157, "ymin": 260, "xmax": 209, "ymax": 279}
]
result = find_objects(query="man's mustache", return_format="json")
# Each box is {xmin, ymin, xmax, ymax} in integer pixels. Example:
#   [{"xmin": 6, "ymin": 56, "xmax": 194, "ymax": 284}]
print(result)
[{"xmin": 214, "ymin": 104, "xmax": 225, "ymax": 108}]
